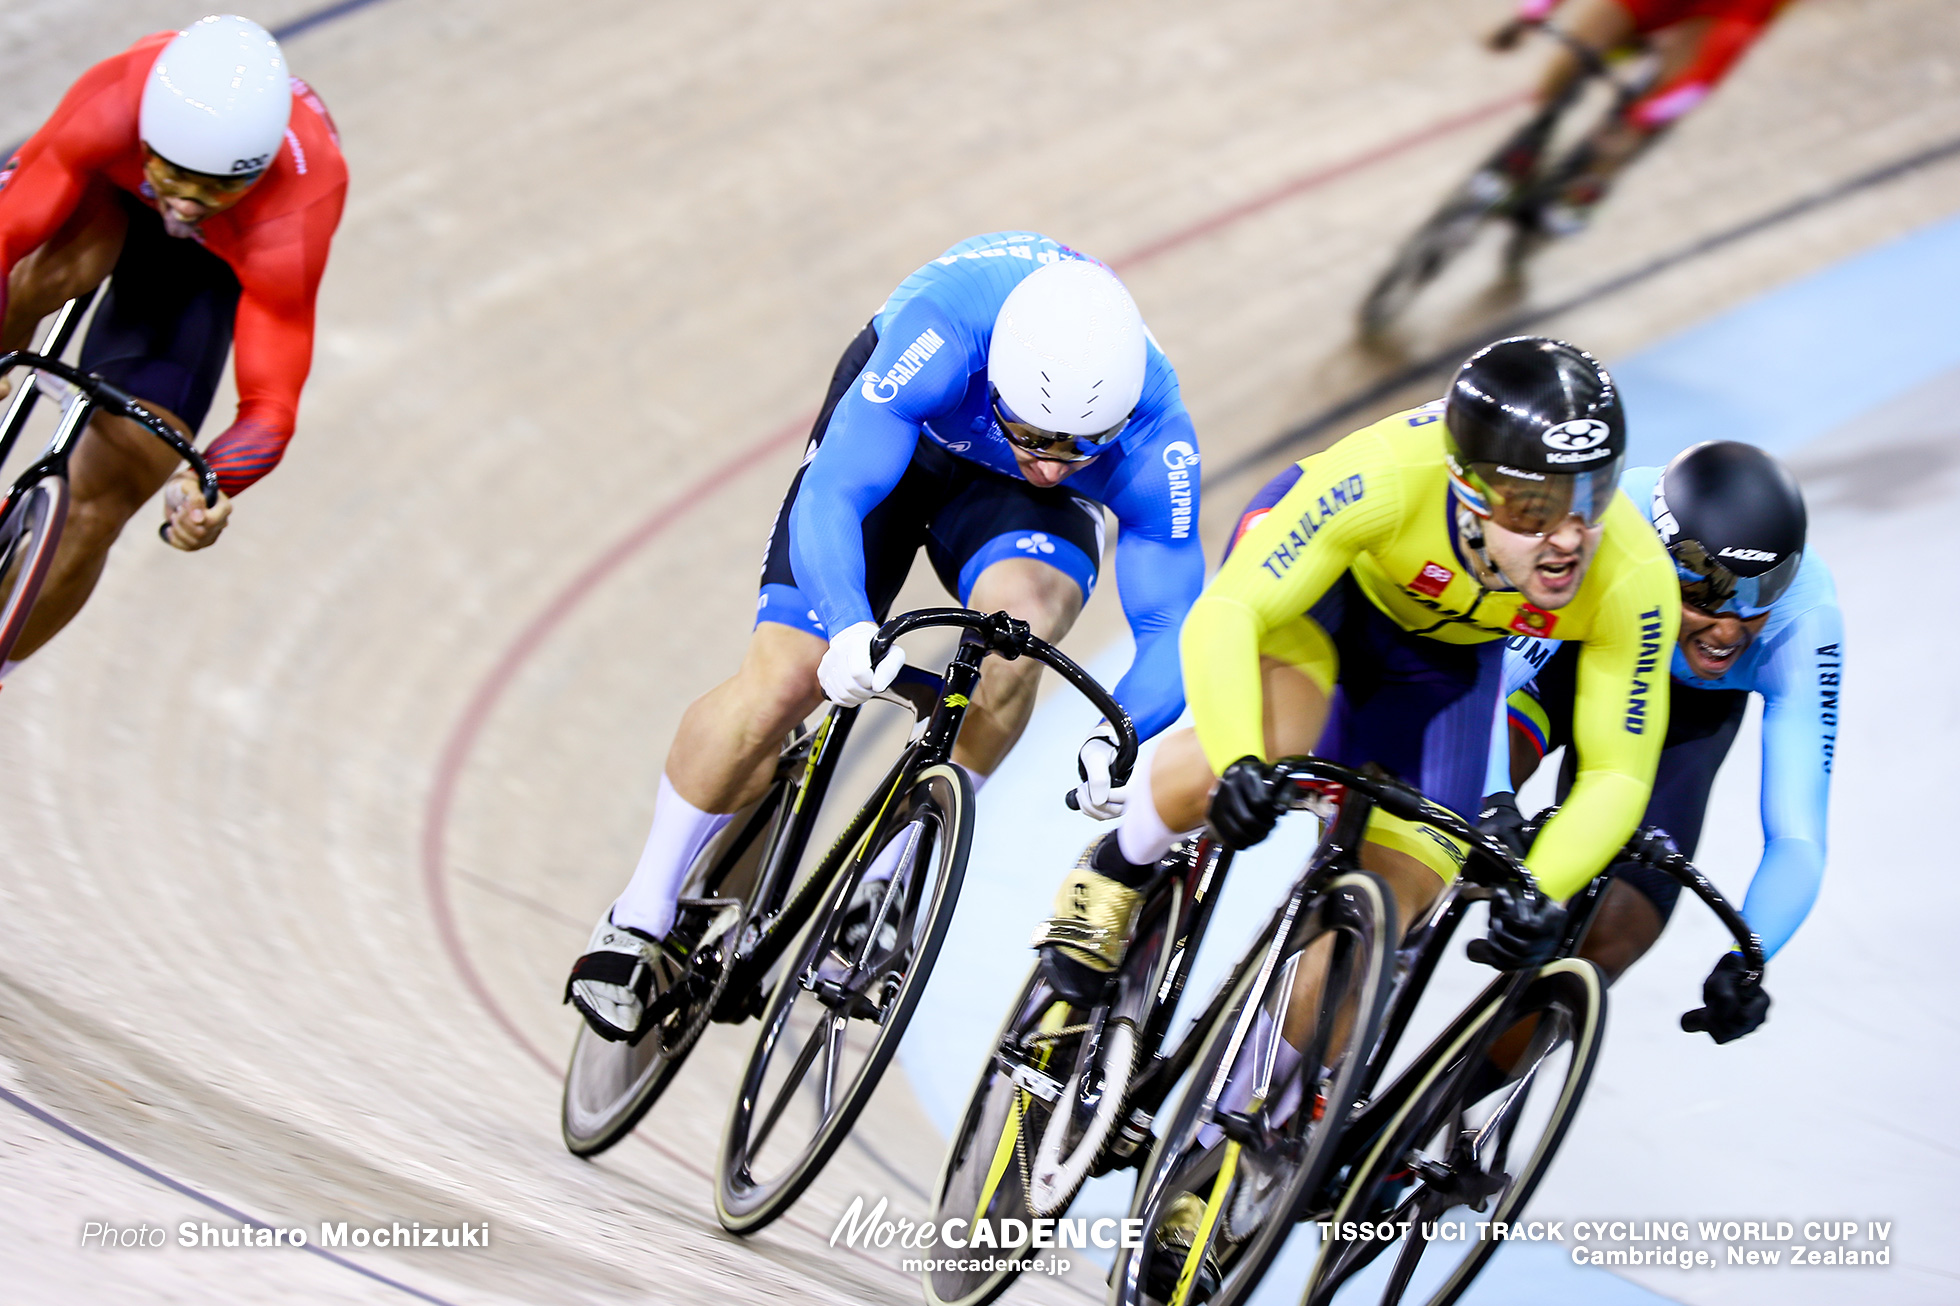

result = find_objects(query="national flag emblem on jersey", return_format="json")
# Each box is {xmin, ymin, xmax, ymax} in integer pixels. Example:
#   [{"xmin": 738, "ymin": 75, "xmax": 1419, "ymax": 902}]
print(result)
[
  {"xmin": 1410, "ymin": 561, "xmax": 1453, "ymax": 597},
  {"xmin": 1231, "ymin": 508, "xmax": 1272, "ymax": 554},
  {"xmin": 1510, "ymin": 604, "xmax": 1558, "ymax": 637}
]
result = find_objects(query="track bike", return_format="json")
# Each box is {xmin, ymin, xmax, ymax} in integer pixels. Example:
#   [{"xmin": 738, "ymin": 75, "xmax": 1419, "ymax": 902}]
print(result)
[
  {"xmin": 0, "ymin": 291, "xmax": 221, "ymax": 663},
  {"xmin": 928, "ymin": 759, "xmax": 1530, "ymax": 1306},
  {"xmin": 1357, "ymin": 23, "xmax": 1659, "ymax": 337},
  {"xmin": 1297, "ymin": 816, "xmax": 1763, "ymax": 1306},
  {"xmin": 558, "ymin": 607, "xmax": 1138, "ymax": 1237}
]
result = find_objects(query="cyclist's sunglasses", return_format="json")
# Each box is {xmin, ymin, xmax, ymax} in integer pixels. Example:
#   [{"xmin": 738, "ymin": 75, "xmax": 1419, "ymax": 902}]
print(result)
[
  {"xmin": 1669, "ymin": 538, "xmax": 1798, "ymax": 619},
  {"xmin": 1448, "ymin": 457, "xmax": 1622, "ymax": 536},
  {"xmin": 142, "ymin": 147, "xmax": 264, "ymax": 195},
  {"xmin": 991, "ymin": 387, "xmax": 1132, "ymax": 464}
]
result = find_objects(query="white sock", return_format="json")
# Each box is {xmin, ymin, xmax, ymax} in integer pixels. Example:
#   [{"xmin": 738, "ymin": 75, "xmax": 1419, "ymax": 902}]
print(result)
[
  {"xmin": 609, "ymin": 774, "xmax": 734, "ymax": 939},
  {"xmin": 956, "ymin": 763, "xmax": 987, "ymax": 794},
  {"xmin": 1116, "ymin": 752, "xmax": 1192, "ymax": 867}
]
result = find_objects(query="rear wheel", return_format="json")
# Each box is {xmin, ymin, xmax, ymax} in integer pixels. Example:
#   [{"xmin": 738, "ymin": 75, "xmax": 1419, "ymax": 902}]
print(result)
[
  {"xmin": 0, "ymin": 476, "xmax": 69, "ymax": 664},
  {"xmin": 560, "ymin": 766, "xmax": 794, "ymax": 1157},
  {"xmin": 1304, "ymin": 959, "xmax": 1606, "ymax": 1306},
  {"xmin": 716, "ymin": 763, "xmax": 973, "ymax": 1234},
  {"xmin": 1111, "ymin": 871, "xmax": 1397, "ymax": 1306}
]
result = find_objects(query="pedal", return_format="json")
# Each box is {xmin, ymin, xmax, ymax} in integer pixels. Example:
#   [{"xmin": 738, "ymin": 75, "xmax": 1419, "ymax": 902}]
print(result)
[
  {"xmin": 1213, "ymin": 1108, "xmax": 1262, "ymax": 1147},
  {"xmin": 1003, "ymin": 1055, "xmax": 1064, "ymax": 1104}
]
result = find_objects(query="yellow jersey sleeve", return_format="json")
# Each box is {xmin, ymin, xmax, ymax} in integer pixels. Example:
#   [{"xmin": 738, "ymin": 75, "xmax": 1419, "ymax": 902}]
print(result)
[
  {"xmin": 1524, "ymin": 496, "xmax": 1683, "ymax": 900},
  {"xmin": 1182, "ymin": 427, "xmax": 1404, "ymax": 773}
]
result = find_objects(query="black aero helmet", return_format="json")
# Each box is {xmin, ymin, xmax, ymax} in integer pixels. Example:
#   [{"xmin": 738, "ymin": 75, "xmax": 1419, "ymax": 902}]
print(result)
[
  {"xmin": 1444, "ymin": 337, "xmax": 1626, "ymax": 535},
  {"xmin": 1653, "ymin": 440, "xmax": 1806, "ymax": 617}
]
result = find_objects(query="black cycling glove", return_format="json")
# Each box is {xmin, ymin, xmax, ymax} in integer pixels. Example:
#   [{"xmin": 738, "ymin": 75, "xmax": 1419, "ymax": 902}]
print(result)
[
  {"xmin": 1208, "ymin": 757, "xmax": 1285, "ymax": 850},
  {"xmin": 1476, "ymin": 791, "xmax": 1530, "ymax": 859},
  {"xmin": 1683, "ymin": 951, "xmax": 1770, "ymax": 1044},
  {"xmin": 1468, "ymin": 884, "xmax": 1566, "ymax": 970}
]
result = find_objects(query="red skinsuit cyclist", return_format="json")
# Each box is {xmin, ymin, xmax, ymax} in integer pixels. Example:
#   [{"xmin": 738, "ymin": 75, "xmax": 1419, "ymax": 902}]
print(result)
[
  {"xmin": 0, "ymin": 20, "xmax": 345, "ymax": 669},
  {"xmin": 1498, "ymin": 0, "xmax": 1793, "ymax": 235}
]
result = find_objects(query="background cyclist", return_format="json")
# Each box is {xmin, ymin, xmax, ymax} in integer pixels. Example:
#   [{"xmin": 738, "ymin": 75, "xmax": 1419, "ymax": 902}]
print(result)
[
  {"xmin": 0, "ymin": 16, "xmax": 345, "ymax": 672},
  {"xmin": 1485, "ymin": 439, "xmax": 1839, "ymax": 1041},
  {"xmin": 1035, "ymin": 337, "xmax": 1681, "ymax": 1010},
  {"xmin": 1494, "ymin": 0, "xmax": 1794, "ymax": 238},
  {"xmin": 566, "ymin": 232, "xmax": 1208, "ymax": 1043}
]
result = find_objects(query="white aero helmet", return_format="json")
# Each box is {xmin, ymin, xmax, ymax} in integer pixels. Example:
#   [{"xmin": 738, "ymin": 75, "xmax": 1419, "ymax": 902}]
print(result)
[
  {"xmin": 988, "ymin": 258, "xmax": 1147, "ymax": 462},
  {"xmin": 140, "ymin": 15, "xmax": 291, "ymax": 178}
]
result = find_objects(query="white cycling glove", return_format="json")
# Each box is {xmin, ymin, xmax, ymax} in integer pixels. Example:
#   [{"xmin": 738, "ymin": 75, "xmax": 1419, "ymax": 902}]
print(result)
[
  {"xmin": 817, "ymin": 620, "xmax": 905, "ymax": 708},
  {"xmin": 1073, "ymin": 722, "xmax": 1128, "ymax": 820}
]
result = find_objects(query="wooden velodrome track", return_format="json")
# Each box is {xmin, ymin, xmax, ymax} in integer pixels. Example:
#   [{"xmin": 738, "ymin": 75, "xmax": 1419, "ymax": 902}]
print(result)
[{"xmin": 2, "ymin": 1, "xmax": 1957, "ymax": 1302}]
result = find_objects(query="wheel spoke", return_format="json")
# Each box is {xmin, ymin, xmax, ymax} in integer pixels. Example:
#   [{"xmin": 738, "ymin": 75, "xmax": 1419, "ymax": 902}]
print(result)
[{"xmin": 749, "ymin": 1012, "xmax": 832, "ymax": 1157}]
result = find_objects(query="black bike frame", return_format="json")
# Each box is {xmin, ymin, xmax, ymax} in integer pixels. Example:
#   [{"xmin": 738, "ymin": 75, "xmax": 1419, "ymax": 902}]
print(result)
[{"xmin": 702, "ymin": 607, "xmax": 1138, "ymax": 1024}]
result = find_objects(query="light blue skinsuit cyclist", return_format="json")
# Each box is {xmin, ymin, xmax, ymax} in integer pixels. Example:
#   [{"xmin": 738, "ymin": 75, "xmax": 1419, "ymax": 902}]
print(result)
[
  {"xmin": 1490, "ymin": 463, "xmax": 1844, "ymax": 967},
  {"xmin": 567, "ymin": 232, "xmax": 1209, "ymax": 1043}
]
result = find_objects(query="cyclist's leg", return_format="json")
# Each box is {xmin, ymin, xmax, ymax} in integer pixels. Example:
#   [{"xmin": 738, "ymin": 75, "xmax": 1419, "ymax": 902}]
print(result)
[
  {"xmin": 10, "ymin": 398, "xmax": 194, "ymax": 660},
  {"xmin": 0, "ymin": 181, "xmax": 125, "ymax": 352},
  {"xmin": 608, "ymin": 322, "xmax": 891, "ymax": 940},
  {"xmin": 954, "ymin": 557, "xmax": 1083, "ymax": 773},
  {"xmin": 1540, "ymin": 6, "xmax": 1772, "ymax": 227},
  {"xmin": 922, "ymin": 473, "xmax": 1104, "ymax": 775},
  {"xmin": 1276, "ymin": 597, "xmax": 1507, "ymax": 1045},
  {"xmin": 1530, "ymin": 0, "xmax": 1640, "ymax": 105},
  {"xmin": 9, "ymin": 197, "xmax": 235, "ymax": 660}
]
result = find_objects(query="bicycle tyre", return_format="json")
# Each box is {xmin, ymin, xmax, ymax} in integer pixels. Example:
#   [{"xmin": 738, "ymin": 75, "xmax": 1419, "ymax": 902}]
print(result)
[
  {"xmin": 1304, "ymin": 958, "xmax": 1606, "ymax": 1306},
  {"xmin": 1357, "ymin": 179, "xmax": 1511, "ymax": 338},
  {"xmin": 715, "ymin": 762, "xmax": 973, "ymax": 1234},
  {"xmin": 1112, "ymin": 870, "xmax": 1397, "ymax": 1306},
  {"xmin": 0, "ymin": 476, "xmax": 69, "ymax": 665}
]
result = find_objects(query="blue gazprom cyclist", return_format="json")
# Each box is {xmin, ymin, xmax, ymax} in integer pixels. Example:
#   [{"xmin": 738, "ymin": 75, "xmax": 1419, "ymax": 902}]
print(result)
[
  {"xmin": 1483, "ymin": 440, "xmax": 1842, "ymax": 1041},
  {"xmin": 566, "ymin": 232, "xmax": 1208, "ymax": 1042}
]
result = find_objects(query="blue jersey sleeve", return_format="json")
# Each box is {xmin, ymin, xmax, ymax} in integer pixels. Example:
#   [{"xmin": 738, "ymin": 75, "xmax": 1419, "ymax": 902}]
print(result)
[
  {"xmin": 1742, "ymin": 600, "xmax": 1843, "ymax": 958},
  {"xmin": 789, "ymin": 296, "xmax": 972, "ymax": 635},
  {"xmin": 1097, "ymin": 400, "xmax": 1205, "ymax": 740}
]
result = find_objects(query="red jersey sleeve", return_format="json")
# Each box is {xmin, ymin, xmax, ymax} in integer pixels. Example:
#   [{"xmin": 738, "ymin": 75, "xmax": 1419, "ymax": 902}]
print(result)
[
  {"xmin": 0, "ymin": 36, "xmax": 163, "ymax": 326},
  {"xmin": 192, "ymin": 79, "xmax": 347, "ymax": 496}
]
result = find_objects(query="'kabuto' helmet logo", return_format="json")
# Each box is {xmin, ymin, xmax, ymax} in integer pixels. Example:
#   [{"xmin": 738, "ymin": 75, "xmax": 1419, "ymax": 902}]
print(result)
[{"xmin": 1541, "ymin": 418, "xmax": 1611, "ymax": 452}]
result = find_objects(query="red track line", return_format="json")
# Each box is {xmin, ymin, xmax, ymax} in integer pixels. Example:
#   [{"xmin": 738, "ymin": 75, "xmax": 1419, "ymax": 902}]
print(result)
[
  {"xmin": 1110, "ymin": 91, "xmax": 1529, "ymax": 272},
  {"xmin": 418, "ymin": 418, "xmax": 809, "ymax": 1126},
  {"xmin": 415, "ymin": 85, "xmax": 1524, "ymax": 1283}
]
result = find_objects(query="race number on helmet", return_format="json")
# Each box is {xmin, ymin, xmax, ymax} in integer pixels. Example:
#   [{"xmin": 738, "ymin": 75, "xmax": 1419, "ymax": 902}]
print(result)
[
  {"xmin": 140, "ymin": 15, "xmax": 292, "ymax": 178},
  {"xmin": 988, "ymin": 259, "xmax": 1146, "ymax": 461}
]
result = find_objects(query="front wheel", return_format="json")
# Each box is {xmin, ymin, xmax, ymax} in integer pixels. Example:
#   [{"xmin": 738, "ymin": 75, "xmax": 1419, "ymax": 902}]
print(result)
[
  {"xmin": 716, "ymin": 762, "xmax": 973, "ymax": 1234},
  {"xmin": 922, "ymin": 971, "xmax": 1140, "ymax": 1306},
  {"xmin": 1304, "ymin": 959, "xmax": 1606, "ymax": 1306},
  {"xmin": 0, "ymin": 476, "xmax": 69, "ymax": 664},
  {"xmin": 1111, "ymin": 870, "xmax": 1397, "ymax": 1306}
]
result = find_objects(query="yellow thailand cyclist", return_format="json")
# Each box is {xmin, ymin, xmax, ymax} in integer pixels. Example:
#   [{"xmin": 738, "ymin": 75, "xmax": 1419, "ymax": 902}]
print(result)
[{"xmin": 1033, "ymin": 337, "xmax": 1682, "ymax": 1006}]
